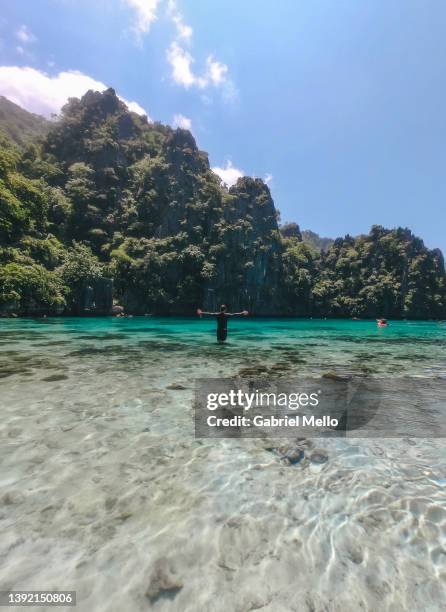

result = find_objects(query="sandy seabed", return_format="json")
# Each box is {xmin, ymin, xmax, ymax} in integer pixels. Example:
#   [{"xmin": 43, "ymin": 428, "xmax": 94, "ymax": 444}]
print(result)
[{"xmin": 1, "ymin": 318, "xmax": 446, "ymax": 611}]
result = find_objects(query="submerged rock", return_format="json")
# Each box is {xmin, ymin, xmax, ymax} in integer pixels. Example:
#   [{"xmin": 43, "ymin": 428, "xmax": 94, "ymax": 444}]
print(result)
[
  {"xmin": 284, "ymin": 355, "xmax": 307, "ymax": 364},
  {"xmin": 238, "ymin": 365, "xmax": 269, "ymax": 377},
  {"xmin": 267, "ymin": 439, "xmax": 326, "ymax": 466},
  {"xmin": 322, "ymin": 371, "xmax": 351, "ymax": 382},
  {"xmin": 283, "ymin": 448, "xmax": 305, "ymax": 465},
  {"xmin": 268, "ymin": 444, "xmax": 306, "ymax": 465},
  {"xmin": 270, "ymin": 362, "xmax": 292, "ymax": 372},
  {"xmin": 309, "ymin": 450, "xmax": 329, "ymax": 464},
  {"xmin": 2, "ymin": 491, "xmax": 25, "ymax": 505},
  {"xmin": 167, "ymin": 383, "xmax": 187, "ymax": 390},
  {"xmin": 145, "ymin": 559, "xmax": 183, "ymax": 603},
  {"xmin": 42, "ymin": 374, "xmax": 68, "ymax": 382},
  {"xmin": 0, "ymin": 363, "xmax": 31, "ymax": 378}
]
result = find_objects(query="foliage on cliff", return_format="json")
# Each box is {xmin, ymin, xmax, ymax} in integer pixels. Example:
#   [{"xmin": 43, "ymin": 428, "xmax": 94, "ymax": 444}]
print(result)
[
  {"xmin": 312, "ymin": 227, "xmax": 446, "ymax": 318},
  {"xmin": 0, "ymin": 132, "xmax": 102, "ymax": 313},
  {"xmin": 1, "ymin": 89, "xmax": 445, "ymax": 318},
  {"xmin": 0, "ymin": 96, "xmax": 49, "ymax": 147},
  {"xmin": 301, "ymin": 229, "xmax": 334, "ymax": 253}
]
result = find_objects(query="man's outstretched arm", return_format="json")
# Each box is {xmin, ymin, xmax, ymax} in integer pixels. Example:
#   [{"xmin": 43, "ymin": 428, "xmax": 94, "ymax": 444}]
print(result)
[
  {"xmin": 227, "ymin": 310, "xmax": 249, "ymax": 316},
  {"xmin": 197, "ymin": 308, "xmax": 219, "ymax": 316}
]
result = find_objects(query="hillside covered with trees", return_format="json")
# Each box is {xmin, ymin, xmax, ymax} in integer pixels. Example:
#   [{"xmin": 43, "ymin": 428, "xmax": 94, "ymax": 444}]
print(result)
[
  {"xmin": 1, "ymin": 88, "xmax": 445, "ymax": 318},
  {"xmin": 0, "ymin": 96, "xmax": 50, "ymax": 147}
]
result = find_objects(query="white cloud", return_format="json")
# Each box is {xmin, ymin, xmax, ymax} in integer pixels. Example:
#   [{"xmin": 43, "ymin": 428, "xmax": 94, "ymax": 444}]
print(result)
[
  {"xmin": 166, "ymin": 42, "xmax": 198, "ymax": 88},
  {"xmin": 167, "ymin": 0, "xmax": 192, "ymax": 41},
  {"xmin": 16, "ymin": 46, "xmax": 25, "ymax": 55},
  {"xmin": 0, "ymin": 66, "xmax": 150, "ymax": 119},
  {"xmin": 164, "ymin": 1, "xmax": 233, "ymax": 97},
  {"xmin": 124, "ymin": 0, "xmax": 161, "ymax": 39},
  {"xmin": 16, "ymin": 25, "xmax": 36, "ymax": 45},
  {"xmin": 126, "ymin": 99, "xmax": 148, "ymax": 115},
  {"xmin": 173, "ymin": 16, "xmax": 192, "ymax": 41},
  {"xmin": 205, "ymin": 55, "xmax": 228, "ymax": 86},
  {"xmin": 212, "ymin": 160, "xmax": 244, "ymax": 187},
  {"xmin": 173, "ymin": 113, "xmax": 192, "ymax": 130},
  {"xmin": 125, "ymin": 0, "xmax": 191, "ymax": 41},
  {"xmin": 166, "ymin": 42, "xmax": 230, "ymax": 91},
  {"xmin": 264, "ymin": 173, "xmax": 273, "ymax": 186},
  {"xmin": 122, "ymin": 0, "xmax": 234, "ymax": 98}
]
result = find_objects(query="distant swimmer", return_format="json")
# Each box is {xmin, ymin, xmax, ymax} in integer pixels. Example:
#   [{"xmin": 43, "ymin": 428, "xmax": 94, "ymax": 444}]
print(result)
[
  {"xmin": 377, "ymin": 318, "xmax": 388, "ymax": 327},
  {"xmin": 197, "ymin": 304, "xmax": 249, "ymax": 342}
]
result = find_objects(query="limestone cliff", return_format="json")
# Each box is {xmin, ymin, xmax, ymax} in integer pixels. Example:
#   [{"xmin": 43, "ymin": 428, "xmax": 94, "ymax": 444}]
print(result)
[
  {"xmin": 1, "ymin": 89, "xmax": 446, "ymax": 318},
  {"xmin": 204, "ymin": 178, "xmax": 283, "ymax": 314}
]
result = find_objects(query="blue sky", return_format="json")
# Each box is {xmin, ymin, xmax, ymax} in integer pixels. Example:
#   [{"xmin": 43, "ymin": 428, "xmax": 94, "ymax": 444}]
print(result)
[{"xmin": 1, "ymin": 0, "xmax": 446, "ymax": 253}]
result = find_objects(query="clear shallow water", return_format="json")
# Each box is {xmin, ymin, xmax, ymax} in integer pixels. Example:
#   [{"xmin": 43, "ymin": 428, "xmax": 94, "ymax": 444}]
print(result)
[{"xmin": 1, "ymin": 317, "xmax": 446, "ymax": 611}]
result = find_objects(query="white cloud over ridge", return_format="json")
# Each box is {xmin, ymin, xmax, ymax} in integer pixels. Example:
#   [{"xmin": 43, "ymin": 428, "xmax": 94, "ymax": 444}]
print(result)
[
  {"xmin": 0, "ymin": 66, "xmax": 149, "ymax": 119},
  {"xmin": 212, "ymin": 160, "xmax": 244, "ymax": 187},
  {"xmin": 173, "ymin": 113, "xmax": 192, "ymax": 130},
  {"xmin": 126, "ymin": 99, "xmax": 148, "ymax": 115}
]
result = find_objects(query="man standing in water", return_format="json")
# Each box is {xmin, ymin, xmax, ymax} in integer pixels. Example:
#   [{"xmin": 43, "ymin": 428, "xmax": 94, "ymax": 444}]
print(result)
[{"xmin": 197, "ymin": 305, "xmax": 249, "ymax": 342}]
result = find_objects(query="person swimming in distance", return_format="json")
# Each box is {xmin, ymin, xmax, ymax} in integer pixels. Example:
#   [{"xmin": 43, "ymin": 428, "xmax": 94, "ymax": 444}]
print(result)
[
  {"xmin": 197, "ymin": 304, "xmax": 249, "ymax": 342},
  {"xmin": 377, "ymin": 318, "xmax": 388, "ymax": 327}
]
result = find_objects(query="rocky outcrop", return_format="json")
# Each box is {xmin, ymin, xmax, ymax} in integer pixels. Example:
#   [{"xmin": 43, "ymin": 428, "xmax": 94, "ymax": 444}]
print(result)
[
  {"xmin": 280, "ymin": 222, "xmax": 302, "ymax": 240},
  {"xmin": 204, "ymin": 178, "xmax": 283, "ymax": 314},
  {"xmin": 75, "ymin": 278, "xmax": 113, "ymax": 315}
]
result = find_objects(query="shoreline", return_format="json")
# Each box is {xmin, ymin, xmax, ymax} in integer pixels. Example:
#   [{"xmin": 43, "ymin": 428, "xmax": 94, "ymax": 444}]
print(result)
[{"xmin": 1, "ymin": 313, "xmax": 445, "ymax": 322}]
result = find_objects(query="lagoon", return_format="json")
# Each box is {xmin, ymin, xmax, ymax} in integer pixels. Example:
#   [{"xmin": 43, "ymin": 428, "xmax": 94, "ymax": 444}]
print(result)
[{"xmin": 1, "ymin": 317, "xmax": 446, "ymax": 611}]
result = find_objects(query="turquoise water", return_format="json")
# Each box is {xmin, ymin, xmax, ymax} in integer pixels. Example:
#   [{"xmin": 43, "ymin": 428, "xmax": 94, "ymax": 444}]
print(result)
[
  {"xmin": 1, "ymin": 316, "xmax": 446, "ymax": 378},
  {"xmin": 1, "ymin": 318, "xmax": 446, "ymax": 611}
]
